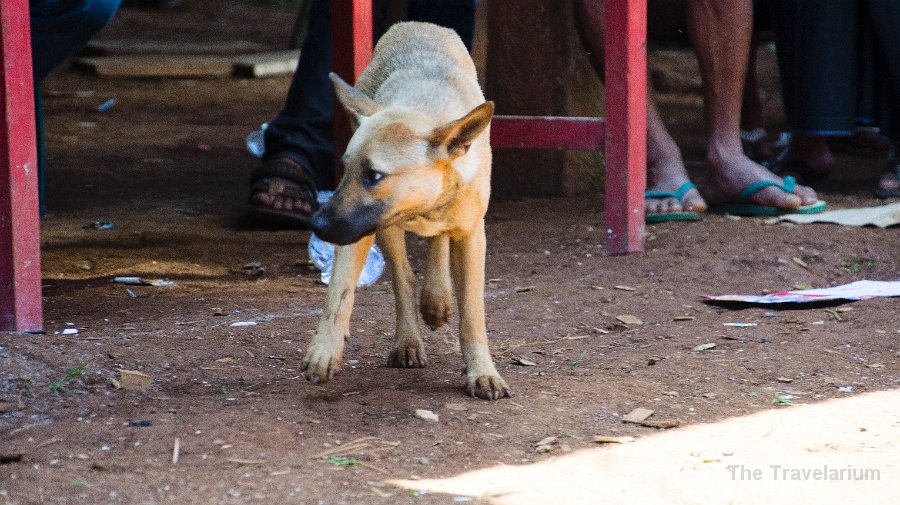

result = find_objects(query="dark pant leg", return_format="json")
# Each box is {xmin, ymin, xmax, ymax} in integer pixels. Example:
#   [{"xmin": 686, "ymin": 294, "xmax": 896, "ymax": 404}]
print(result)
[
  {"xmin": 866, "ymin": 0, "xmax": 900, "ymax": 139},
  {"xmin": 407, "ymin": 0, "xmax": 478, "ymax": 51},
  {"xmin": 264, "ymin": 0, "xmax": 337, "ymax": 189},
  {"xmin": 769, "ymin": 0, "xmax": 857, "ymax": 135},
  {"xmin": 30, "ymin": 0, "xmax": 121, "ymax": 82},
  {"xmin": 30, "ymin": 0, "xmax": 120, "ymax": 214}
]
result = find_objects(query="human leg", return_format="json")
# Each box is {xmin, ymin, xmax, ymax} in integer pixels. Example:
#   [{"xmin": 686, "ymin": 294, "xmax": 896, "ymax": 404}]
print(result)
[
  {"xmin": 407, "ymin": 0, "xmax": 478, "ymax": 51},
  {"xmin": 30, "ymin": 0, "xmax": 121, "ymax": 82},
  {"xmin": 768, "ymin": 0, "xmax": 857, "ymax": 186},
  {"xmin": 249, "ymin": 0, "xmax": 334, "ymax": 226},
  {"xmin": 687, "ymin": 0, "xmax": 819, "ymax": 211},
  {"xmin": 868, "ymin": 0, "xmax": 900, "ymax": 197},
  {"xmin": 30, "ymin": 0, "xmax": 121, "ymax": 214},
  {"xmin": 570, "ymin": 0, "xmax": 706, "ymax": 219}
]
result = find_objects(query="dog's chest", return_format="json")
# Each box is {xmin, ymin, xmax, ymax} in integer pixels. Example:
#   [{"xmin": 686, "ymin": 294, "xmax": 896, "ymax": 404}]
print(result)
[{"xmin": 400, "ymin": 214, "xmax": 449, "ymax": 238}]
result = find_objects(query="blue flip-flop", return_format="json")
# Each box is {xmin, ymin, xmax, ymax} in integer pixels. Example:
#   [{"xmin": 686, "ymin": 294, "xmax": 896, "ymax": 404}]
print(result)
[
  {"xmin": 645, "ymin": 182, "xmax": 702, "ymax": 224},
  {"xmin": 710, "ymin": 176, "xmax": 827, "ymax": 216}
]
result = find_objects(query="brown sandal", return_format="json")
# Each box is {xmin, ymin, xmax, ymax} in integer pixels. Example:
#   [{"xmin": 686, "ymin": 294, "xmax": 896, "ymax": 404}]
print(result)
[{"xmin": 248, "ymin": 157, "xmax": 319, "ymax": 228}]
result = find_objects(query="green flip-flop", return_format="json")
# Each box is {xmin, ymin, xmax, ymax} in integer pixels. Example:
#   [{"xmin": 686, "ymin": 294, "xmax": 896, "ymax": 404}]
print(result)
[
  {"xmin": 710, "ymin": 176, "xmax": 827, "ymax": 216},
  {"xmin": 645, "ymin": 182, "xmax": 702, "ymax": 224}
]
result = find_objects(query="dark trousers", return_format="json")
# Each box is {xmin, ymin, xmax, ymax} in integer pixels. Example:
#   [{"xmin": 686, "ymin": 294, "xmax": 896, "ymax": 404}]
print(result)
[
  {"xmin": 770, "ymin": 0, "xmax": 900, "ymax": 138},
  {"xmin": 263, "ymin": 0, "xmax": 478, "ymax": 190}
]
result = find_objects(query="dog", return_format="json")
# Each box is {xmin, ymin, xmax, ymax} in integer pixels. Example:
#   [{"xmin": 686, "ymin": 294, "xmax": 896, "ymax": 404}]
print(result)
[{"xmin": 303, "ymin": 21, "xmax": 509, "ymax": 400}]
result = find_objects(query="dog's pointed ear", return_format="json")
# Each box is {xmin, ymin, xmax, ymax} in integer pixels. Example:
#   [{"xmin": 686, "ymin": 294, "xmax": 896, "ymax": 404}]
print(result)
[
  {"xmin": 330, "ymin": 72, "xmax": 382, "ymax": 127},
  {"xmin": 429, "ymin": 101, "xmax": 494, "ymax": 160}
]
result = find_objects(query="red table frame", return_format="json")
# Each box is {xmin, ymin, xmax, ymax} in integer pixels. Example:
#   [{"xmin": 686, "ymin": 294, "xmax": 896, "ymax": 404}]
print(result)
[{"xmin": 0, "ymin": 0, "xmax": 645, "ymax": 332}]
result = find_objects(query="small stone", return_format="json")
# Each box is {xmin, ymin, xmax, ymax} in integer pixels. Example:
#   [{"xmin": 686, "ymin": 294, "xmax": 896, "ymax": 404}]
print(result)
[
  {"xmin": 418, "ymin": 457, "xmax": 430, "ymax": 465},
  {"xmin": 622, "ymin": 408, "xmax": 654, "ymax": 424},
  {"xmin": 616, "ymin": 315, "xmax": 643, "ymax": 325},
  {"xmin": 415, "ymin": 409, "xmax": 439, "ymax": 422},
  {"xmin": 693, "ymin": 343, "xmax": 716, "ymax": 352}
]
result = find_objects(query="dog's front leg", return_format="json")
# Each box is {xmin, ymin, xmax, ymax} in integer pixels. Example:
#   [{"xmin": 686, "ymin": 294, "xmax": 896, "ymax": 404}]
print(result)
[
  {"xmin": 450, "ymin": 220, "xmax": 510, "ymax": 400},
  {"xmin": 377, "ymin": 226, "xmax": 427, "ymax": 368},
  {"xmin": 421, "ymin": 235, "xmax": 454, "ymax": 329},
  {"xmin": 302, "ymin": 234, "xmax": 375, "ymax": 383}
]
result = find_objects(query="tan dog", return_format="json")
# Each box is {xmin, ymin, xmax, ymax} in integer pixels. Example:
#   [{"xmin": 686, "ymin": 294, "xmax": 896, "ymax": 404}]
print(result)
[{"xmin": 303, "ymin": 21, "xmax": 508, "ymax": 400}]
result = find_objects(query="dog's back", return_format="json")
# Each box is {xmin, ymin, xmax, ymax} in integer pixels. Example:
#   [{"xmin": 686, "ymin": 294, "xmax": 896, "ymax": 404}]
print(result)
[{"xmin": 356, "ymin": 22, "xmax": 483, "ymax": 124}]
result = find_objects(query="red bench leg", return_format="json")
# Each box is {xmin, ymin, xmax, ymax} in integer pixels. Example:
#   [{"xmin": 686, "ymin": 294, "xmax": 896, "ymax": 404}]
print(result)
[
  {"xmin": 331, "ymin": 0, "xmax": 373, "ymax": 177},
  {"xmin": 0, "ymin": 0, "xmax": 43, "ymax": 332},
  {"xmin": 603, "ymin": 0, "xmax": 647, "ymax": 255}
]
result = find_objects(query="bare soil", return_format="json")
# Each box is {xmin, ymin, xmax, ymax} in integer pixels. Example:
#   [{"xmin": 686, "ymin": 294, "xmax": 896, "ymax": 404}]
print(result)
[{"xmin": 2, "ymin": 2, "xmax": 898, "ymax": 504}]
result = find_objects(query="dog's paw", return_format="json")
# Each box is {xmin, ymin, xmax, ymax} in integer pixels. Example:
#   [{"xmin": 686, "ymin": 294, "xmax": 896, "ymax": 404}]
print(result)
[
  {"xmin": 420, "ymin": 290, "xmax": 453, "ymax": 329},
  {"xmin": 388, "ymin": 343, "xmax": 428, "ymax": 368},
  {"xmin": 466, "ymin": 374, "xmax": 510, "ymax": 401},
  {"xmin": 300, "ymin": 346, "xmax": 343, "ymax": 384}
]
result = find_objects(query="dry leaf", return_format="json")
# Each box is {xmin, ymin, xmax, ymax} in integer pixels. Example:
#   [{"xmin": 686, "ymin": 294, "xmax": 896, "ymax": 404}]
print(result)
[
  {"xmin": 693, "ymin": 343, "xmax": 716, "ymax": 352},
  {"xmin": 118, "ymin": 369, "xmax": 151, "ymax": 391},
  {"xmin": 513, "ymin": 357, "xmax": 538, "ymax": 366}
]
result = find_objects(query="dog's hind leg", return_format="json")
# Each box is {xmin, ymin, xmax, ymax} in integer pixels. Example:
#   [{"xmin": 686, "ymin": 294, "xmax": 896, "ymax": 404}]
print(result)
[
  {"xmin": 301, "ymin": 234, "xmax": 375, "ymax": 384},
  {"xmin": 421, "ymin": 235, "xmax": 454, "ymax": 329},
  {"xmin": 377, "ymin": 226, "xmax": 428, "ymax": 368},
  {"xmin": 450, "ymin": 220, "xmax": 510, "ymax": 400}
]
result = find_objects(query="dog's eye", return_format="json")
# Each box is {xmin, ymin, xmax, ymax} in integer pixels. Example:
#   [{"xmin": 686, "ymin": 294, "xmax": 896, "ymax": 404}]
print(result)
[{"xmin": 364, "ymin": 168, "xmax": 385, "ymax": 186}]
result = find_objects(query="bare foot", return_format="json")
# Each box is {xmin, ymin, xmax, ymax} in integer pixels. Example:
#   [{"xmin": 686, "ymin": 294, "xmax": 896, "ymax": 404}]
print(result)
[
  {"xmin": 780, "ymin": 134, "xmax": 835, "ymax": 183},
  {"xmin": 645, "ymin": 153, "xmax": 707, "ymax": 215},
  {"xmin": 876, "ymin": 165, "xmax": 900, "ymax": 198},
  {"xmin": 703, "ymin": 148, "xmax": 819, "ymax": 210},
  {"xmin": 250, "ymin": 176, "xmax": 316, "ymax": 213}
]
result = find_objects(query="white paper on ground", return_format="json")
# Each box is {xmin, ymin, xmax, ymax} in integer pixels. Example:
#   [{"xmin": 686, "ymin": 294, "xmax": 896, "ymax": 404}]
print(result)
[
  {"xmin": 779, "ymin": 202, "xmax": 900, "ymax": 228},
  {"xmin": 705, "ymin": 279, "xmax": 900, "ymax": 304}
]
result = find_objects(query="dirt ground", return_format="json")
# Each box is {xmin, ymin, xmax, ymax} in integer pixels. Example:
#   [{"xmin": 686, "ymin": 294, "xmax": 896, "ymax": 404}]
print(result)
[{"xmin": 2, "ymin": 2, "xmax": 899, "ymax": 504}]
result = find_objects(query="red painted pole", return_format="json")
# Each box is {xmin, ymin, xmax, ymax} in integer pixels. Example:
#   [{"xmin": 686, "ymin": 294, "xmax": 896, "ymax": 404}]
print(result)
[
  {"xmin": 332, "ymin": 0, "xmax": 373, "ymax": 178},
  {"xmin": 603, "ymin": 0, "xmax": 647, "ymax": 255},
  {"xmin": 0, "ymin": 0, "xmax": 43, "ymax": 331}
]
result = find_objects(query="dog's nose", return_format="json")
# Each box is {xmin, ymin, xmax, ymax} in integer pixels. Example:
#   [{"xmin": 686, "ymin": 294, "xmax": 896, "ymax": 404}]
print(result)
[{"xmin": 310, "ymin": 211, "xmax": 329, "ymax": 237}]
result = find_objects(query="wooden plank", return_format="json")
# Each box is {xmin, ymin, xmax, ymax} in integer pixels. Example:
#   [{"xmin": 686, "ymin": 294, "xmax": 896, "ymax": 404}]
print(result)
[
  {"xmin": 0, "ymin": 0, "xmax": 43, "ymax": 332},
  {"xmin": 603, "ymin": 0, "xmax": 647, "ymax": 255},
  {"xmin": 232, "ymin": 50, "xmax": 301, "ymax": 78},
  {"xmin": 490, "ymin": 116, "xmax": 606, "ymax": 151},
  {"xmin": 81, "ymin": 40, "xmax": 268, "ymax": 57},
  {"xmin": 72, "ymin": 55, "xmax": 233, "ymax": 78}
]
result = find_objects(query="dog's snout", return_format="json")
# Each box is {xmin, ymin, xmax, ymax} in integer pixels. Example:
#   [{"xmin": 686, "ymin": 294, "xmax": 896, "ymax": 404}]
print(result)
[
  {"xmin": 310, "ymin": 210, "xmax": 329, "ymax": 237},
  {"xmin": 309, "ymin": 202, "xmax": 384, "ymax": 246}
]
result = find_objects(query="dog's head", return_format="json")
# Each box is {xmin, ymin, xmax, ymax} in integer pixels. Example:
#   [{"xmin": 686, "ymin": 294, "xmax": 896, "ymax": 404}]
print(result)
[{"xmin": 310, "ymin": 73, "xmax": 494, "ymax": 245}]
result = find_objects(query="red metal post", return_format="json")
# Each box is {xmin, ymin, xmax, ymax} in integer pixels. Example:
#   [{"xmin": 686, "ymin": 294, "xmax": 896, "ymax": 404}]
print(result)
[
  {"xmin": 603, "ymin": 0, "xmax": 647, "ymax": 255},
  {"xmin": 331, "ymin": 0, "xmax": 373, "ymax": 177},
  {"xmin": 0, "ymin": 0, "xmax": 43, "ymax": 331}
]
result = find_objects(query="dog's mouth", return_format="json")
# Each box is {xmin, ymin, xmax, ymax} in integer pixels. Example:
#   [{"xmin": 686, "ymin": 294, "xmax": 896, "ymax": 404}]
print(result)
[{"xmin": 310, "ymin": 202, "xmax": 387, "ymax": 245}]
